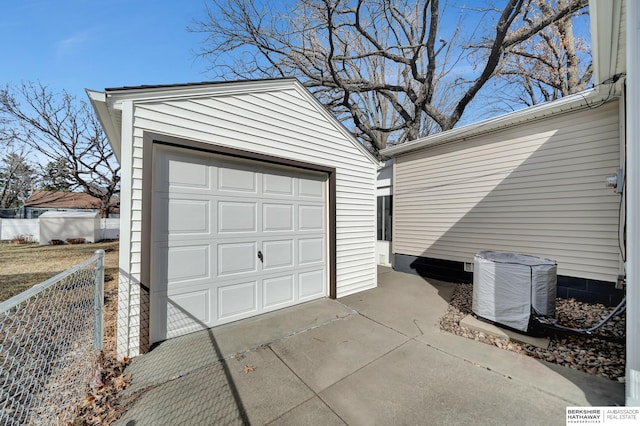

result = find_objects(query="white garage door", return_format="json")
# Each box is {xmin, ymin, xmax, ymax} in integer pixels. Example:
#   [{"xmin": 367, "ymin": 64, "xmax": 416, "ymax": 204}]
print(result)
[{"xmin": 151, "ymin": 146, "xmax": 327, "ymax": 343}]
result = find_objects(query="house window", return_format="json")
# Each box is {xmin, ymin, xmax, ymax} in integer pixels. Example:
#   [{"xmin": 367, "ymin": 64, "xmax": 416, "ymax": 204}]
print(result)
[{"xmin": 377, "ymin": 195, "xmax": 392, "ymax": 241}]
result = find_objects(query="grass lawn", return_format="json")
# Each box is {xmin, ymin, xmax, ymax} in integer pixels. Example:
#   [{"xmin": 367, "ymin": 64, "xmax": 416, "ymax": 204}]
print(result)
[
  {"xmin": 1, "ymin": 240, "xmax": 124, "ymax": 422},
  {"xmin": 0, "ymin": 240, "xmax": 119, "ymax": 303}
]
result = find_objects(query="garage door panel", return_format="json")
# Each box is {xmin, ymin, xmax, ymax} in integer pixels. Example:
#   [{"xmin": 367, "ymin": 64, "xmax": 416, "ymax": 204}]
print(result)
[
  {"xmin": 169, "ymin": 290, "xmax": 210, "ymax": 323},
  {"xmin": 154, "ymin": 157, "xmax": 216, "ymax": 196},
  {"xmin": 299, "ymin": 178, "xmax": 324, "ymax": 198},
  {"xmin": 218, "ymin": 166, "xmax": 258, "ymax": 194},
  {"xmin": 298, "ymin": 238, "xmax": 324, "ymax": 265},
  {"xmin": 166, "ymin": 245, "xmax": 211, "ymax": 283},
  {"xmin": 263, "ymin": 204, "xmax": 294, "ymax": 232},
  {"xmin": 217, "ymin": 242, "xmax": 258, "ymax": 276},
  {"xmin": 152, "ymin": 246, "xmax": 213, "ymax": 294},
  {"xmin": 299, "ymin": 270, "xmax": 325, "ymax": 299},
  {"xmin": 263, "ymin": 275, "xmax": 294, "ymax": 308},
  {"xmin": 156, "ymin": 154, "xmax": 214, "ymax": 196},
  {"xmin": 218, "ymin": 201, "xmax": 257, "ymax": 233},
  {"xmin": 167, "ymin": 199, "xmax": 211, "ymax": 235},
  {"xmin": 163, "ymin": 289, "xmax": 211, "ymax": 340},
  {"xmin": 217, "ymin": 281, "xmax": 258, "ymax": 320},
  {"xmin": 263, "ymin": 174, "xmax": 294, "ymax": 196},
  {"xmin": 168, "ymin": 159, "xmax": 211, "ymax": 189},
  {"xmin": 262, "ymin": 240, "xmax": 294, "ymax": 269},
  {"xmin": 299, "ymin": 205, "xmax": 324, "ymax": 231}
]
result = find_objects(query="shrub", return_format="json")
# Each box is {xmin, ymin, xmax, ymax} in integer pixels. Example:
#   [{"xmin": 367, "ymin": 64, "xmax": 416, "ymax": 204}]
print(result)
[
  {"xmin": 66, "ymin": 238, "xmax": 86, "ymax": 245},
  {"xmin": 13, "ymin": 234, "xmax": 35, "ymax": 244}
]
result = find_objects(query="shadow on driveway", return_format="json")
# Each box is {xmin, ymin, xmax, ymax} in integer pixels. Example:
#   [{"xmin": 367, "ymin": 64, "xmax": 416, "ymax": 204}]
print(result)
[{"xmin": 115, "ymin": 268, "xmax": 624, "ymax": 425}]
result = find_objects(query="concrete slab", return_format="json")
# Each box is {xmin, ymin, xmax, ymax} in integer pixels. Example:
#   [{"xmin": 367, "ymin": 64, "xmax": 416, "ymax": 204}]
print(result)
[
  {"xmin": 320, "ymin": 339, "xmax": 572, "ymax": 426},
  {"xmin": 271, "ymin": 314, "xmax": 409, "ymax": 392},
  {"xmin": 115, "ymin": 362, "xmax": 245, "ymax": 425},
  {"xmin": 417, "ymin": 330, "xmax": 624, "ymax": 406},
  {"xmin": 460, "ymin": 314, "xmax": 551, "ymax": 349},
  {"xmin": 377, "ymin": 265, "xmax": 393, "ymax": 275},
  {"xmin": 115, "ymin": 268, "xmax": 626, "ymax": 426},
  {"xmin": 339, "ymin": 272, "xmax": 456, "ymax": 337},
  {"xmin": 211, "ymin": 298, "xmax": 354, "ymax": 356},
  {"xmin": 123, "ymin": 326, "xmax": 224, "ymax": 394},
  {"xmin": 116, "ymin": 346, "xmax": 314, "ymax": 426},
  {"xmin": 223, "ymin": 347, "xmax": 316, "ymax": 425},
  {"xmin": 125, "ymin": 298, "xmax": 352, "ymax": 393},
  {"xmin": 269, "ymin": 397, "xmax": 346, "ymax": 426}
]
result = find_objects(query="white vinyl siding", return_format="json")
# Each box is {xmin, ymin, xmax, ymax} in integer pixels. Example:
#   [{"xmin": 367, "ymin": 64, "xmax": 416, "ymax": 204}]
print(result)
[
  {"xmin": 124, "ymin": 86, "xmax": 376, "ymax": 301},
  {"xmin": 393, "ymin": 100, "xmax": 621, "ymax": 282}
]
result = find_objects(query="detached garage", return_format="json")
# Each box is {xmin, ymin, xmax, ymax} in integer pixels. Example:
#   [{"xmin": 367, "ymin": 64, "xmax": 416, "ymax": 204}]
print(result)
[{"xmin": 88, "ymin": 79, "xmax": 379, "ymax": 358}]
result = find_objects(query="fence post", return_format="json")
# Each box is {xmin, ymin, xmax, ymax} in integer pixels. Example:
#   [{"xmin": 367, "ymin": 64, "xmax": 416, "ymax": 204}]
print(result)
[{"xmin": 93, "ymin": 249, "xmax": 105, "ymax": 351}]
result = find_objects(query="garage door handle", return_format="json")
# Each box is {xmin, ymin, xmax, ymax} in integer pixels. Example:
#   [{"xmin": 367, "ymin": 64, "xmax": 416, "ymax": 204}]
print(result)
[{"xmin": 258, "ymin": 250, "xmax": 263, "ymax": 263}]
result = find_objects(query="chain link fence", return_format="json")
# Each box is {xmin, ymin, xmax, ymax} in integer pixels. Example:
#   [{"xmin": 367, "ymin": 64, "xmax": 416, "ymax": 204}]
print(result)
[{"xmin": 0, "ymin": 250, "xmax": 105, "ymax": 425}]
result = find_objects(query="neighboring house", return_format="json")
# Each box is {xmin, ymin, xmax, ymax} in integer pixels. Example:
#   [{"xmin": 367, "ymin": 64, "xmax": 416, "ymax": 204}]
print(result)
[
  {"xmin": 23, "ymin": 190, "xmax": 102, "ymax": 218},
  {"xmin": 382, "ymin": 0, "xmax": 640, "ymax": 406},
  {"xmin": 0, "ymin": 209, "xmax": 19, "ymax": 218},
  {"xmin": 88, "ymin": 78, "xmax": 379, "ymax": 358}
]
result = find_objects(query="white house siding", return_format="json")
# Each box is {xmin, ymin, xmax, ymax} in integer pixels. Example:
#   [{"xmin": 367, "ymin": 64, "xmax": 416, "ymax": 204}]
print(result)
[
  {"xmin": 111, "ymin": 84, "xmax": 377, "ymax": 357},
  {"xmin": 393, "ymin": 100, "xmax": 622, "ymax": 283}
]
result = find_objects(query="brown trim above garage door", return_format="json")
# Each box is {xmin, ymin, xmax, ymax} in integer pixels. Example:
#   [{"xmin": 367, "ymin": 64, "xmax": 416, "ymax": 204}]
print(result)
[{"xmin": 139, "ymin": 131, "xmax": 337, "ymax": 352}]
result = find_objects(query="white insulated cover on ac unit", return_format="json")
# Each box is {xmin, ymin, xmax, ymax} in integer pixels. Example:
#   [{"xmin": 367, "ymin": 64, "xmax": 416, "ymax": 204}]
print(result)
[{"xmin": 472, "ymin": 251, "xmax": 557, "ymax": 332}]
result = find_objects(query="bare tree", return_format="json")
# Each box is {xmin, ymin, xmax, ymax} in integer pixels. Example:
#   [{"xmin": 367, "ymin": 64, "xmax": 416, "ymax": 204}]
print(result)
[
  {"xmin": 0, "ymin": 82, "xmax": 120, "ymax": 217},
  {"xmin": 192, "ymin": 0, "xmax": 589, "ymax": 153},
  {"xmin": 491, "ymin": 0, "xmax": 592, "ymax": 108}
]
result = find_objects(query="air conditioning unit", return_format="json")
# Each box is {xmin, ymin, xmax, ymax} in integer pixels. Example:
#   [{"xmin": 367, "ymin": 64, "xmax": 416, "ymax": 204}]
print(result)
[{"xmin": 472, "ymin": 251, "xmax": 557, "ymax": 333}]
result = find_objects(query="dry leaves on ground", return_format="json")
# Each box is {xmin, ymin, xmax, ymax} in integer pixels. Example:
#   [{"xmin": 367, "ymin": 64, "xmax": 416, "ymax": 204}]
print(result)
[
  {"xmin": 440, "ymin": 283, "xmax": 626, "ymax": 381},
  {"xmin": 73, "ymin": 353, "xmax": 131, "ymax": 425},
  {"xmin": 73, "ymin": 268, "xmax": 132, "ymax": 424}
]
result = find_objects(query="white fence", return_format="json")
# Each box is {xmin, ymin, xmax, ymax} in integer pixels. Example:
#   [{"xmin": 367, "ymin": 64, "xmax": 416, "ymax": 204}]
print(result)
[{"xmin": 0, "ymin": 218, "xmax": 119, "ymax": 242}]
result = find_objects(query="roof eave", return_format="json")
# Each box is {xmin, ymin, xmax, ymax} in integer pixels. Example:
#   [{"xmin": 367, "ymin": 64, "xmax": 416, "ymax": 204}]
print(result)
[
  {"xmin": 103, "ymin": 78, "xmax": 300, "ymax": 106},
  {"xmin": 589, "ymin": 0, "xmax": 624, "ymax": 86},
  {"xmin": 380, "ymin": 88, "xmax": 612, "ymax": 157},
  {"xmin": 99, "ymin": 78, "xmax": 380, "ymax": 167},
  {"xmin": 86, "ymin": 89, "xmax": 122, "ymax": 163}
]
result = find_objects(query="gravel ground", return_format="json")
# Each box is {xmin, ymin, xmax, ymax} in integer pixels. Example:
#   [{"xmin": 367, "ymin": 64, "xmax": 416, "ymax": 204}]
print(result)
[{"xmin": 439, "ymin": 284, "xmax": 626, "ymax": 382}]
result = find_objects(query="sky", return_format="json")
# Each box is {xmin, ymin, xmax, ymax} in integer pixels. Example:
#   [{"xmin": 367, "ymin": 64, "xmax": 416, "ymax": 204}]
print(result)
[
  {"xmin": 1, "ymin": 0, "xmax": 211, "ymax": 100},
  {"xmin": 0, "ymin": 0, "xmax": 593, "ymax": 127}
]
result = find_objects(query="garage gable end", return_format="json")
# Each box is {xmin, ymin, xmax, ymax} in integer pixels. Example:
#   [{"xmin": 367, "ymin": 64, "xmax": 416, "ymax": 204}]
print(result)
[{"xmin": 130, "ymin": 84, "xmax": 378, "ymax": 168}]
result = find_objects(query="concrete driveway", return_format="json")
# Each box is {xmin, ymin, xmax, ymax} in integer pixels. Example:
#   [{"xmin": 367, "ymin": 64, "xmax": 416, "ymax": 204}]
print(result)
[{"xmin": 115, "ymin": 267, "xmax": 624, "ymax": 425}]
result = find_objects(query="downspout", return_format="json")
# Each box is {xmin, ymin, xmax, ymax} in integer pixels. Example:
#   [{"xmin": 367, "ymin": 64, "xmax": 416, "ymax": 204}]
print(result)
[{"xmin": 626, "ymin": 0, "xmax": 640, "ymax": 407}]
